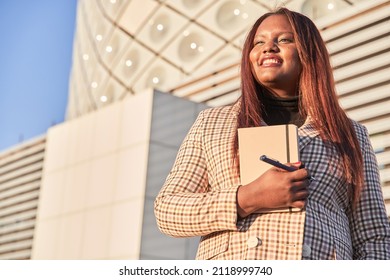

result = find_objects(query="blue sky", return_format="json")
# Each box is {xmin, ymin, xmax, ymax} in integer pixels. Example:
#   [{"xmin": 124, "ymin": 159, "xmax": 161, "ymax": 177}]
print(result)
[{"xmin": 0, "ymin": 0, "xmax": 77, "ymax": 152}]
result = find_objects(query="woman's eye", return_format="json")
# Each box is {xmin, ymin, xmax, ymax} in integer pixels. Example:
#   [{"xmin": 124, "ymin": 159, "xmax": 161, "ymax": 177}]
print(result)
[
  {"xmin": 254, "ymin": 41, "xmax": 264, "ymax": 46},
  {"xmin": 279, "ymin": 38, "xmax": 293, "ymax": 43}
]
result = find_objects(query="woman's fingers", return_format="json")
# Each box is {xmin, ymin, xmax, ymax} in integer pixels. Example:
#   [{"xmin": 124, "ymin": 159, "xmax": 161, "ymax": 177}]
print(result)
[{"xmin": 291, "ymin": 200, "xmax": 306, "ymax": 209}]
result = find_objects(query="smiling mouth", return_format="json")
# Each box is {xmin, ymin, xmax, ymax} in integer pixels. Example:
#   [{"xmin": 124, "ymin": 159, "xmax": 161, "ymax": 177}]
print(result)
[{"xmin": 259, "ymin": 58, "xmax": 282, "ymax": 66}]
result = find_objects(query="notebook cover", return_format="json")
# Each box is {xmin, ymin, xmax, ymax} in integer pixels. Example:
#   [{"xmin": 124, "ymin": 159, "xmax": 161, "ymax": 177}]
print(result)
[{"xmin": 238, "ymin": 124, "xmax": 301, "ymax": 213}]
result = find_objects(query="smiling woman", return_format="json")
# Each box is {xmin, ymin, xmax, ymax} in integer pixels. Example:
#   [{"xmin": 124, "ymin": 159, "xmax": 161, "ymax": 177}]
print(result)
[{"xmin": 154, "ymin": 7, "xmax": 390, "ymax": 260}]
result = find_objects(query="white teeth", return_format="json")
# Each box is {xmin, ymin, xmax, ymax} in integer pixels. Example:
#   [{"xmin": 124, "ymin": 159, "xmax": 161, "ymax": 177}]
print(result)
[{"xmin": 262, "ymin": 58, "xmax": 281, "ymax": 65}]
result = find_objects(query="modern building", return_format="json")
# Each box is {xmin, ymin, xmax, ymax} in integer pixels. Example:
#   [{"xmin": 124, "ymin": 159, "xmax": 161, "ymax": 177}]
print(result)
[{"xmin": 0, "ymin": 0, "xmax": 389, "ymax": 260}]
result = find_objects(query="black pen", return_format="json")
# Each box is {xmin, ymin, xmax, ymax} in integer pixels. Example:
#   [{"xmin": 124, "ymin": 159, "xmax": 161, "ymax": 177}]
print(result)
[{"xmin": 260, "ymin": 155, "xmax": 316, "ymax": 181}]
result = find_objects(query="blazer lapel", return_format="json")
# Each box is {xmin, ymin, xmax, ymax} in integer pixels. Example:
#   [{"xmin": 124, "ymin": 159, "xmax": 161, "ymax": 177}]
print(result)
[{"xmin": 298, "ymin": 117, "xmax": 320, "ymax": 151}]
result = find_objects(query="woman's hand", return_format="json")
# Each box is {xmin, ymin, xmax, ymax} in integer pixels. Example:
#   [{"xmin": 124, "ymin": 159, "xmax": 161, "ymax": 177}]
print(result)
[{"xmin": 237, "ymin": 162, "xmax": 310, "ymax": 218}]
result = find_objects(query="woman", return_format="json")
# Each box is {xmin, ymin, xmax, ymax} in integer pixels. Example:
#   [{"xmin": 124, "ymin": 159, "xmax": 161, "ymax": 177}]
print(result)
[{"xmin": 154, "ymin": 7, "xmax": 390, "ymax": 259}]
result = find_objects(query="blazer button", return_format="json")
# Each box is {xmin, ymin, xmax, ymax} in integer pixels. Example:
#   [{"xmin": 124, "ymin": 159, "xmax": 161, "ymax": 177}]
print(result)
[
  {"xmin": 247, "ymin": 236, "xmax": 262, "ymax": 248},
  {"xmin": 302, "ymin": 244, "xmax": 311, "ymax": 257}
]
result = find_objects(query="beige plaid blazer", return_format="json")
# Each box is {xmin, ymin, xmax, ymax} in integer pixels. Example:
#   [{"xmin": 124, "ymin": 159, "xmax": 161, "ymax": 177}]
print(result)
[
  {"xmin": 154, "ymin": 102, "xmax": 390, "ymax": 259},
  {"xmin": 154, "ymin": 102, "xmax": 305, "ymax": 259}
]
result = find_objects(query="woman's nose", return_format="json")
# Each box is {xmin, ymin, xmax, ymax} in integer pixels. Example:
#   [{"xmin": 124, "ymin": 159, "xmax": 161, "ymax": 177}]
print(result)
[{"xmin": 263, "ymin": 41, "xmax": 278, "ymax": 53}]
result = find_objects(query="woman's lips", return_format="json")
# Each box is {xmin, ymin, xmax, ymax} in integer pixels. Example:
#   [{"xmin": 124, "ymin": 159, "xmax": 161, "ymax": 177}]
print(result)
[{"xmin": 258, "ymin": 56, "xmax": 283, "ymax": 66}]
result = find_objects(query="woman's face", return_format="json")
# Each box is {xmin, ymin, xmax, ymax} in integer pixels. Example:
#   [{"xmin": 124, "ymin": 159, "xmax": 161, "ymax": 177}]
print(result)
[{"xmin": 249, "ymin": 14, "xmax": 302, "ymax": 97}]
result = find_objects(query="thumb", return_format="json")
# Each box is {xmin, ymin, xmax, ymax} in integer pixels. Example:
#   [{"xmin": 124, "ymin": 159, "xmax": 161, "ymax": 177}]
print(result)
[{"xmin": 290, "ymin": 161, "xmax": 302, "ymax": 169}]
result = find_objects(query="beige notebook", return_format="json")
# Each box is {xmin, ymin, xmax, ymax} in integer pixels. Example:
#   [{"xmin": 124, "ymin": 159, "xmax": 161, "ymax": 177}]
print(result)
[{"xmin": 238, "ymin": 124, "xmax": 301, "ymax": 213}]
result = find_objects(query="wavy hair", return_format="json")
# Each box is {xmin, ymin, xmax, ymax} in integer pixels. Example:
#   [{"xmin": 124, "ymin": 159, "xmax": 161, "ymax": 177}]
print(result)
[{"xmin": 234, "ymin": 7, "xmax": 364, "ymax": 205}]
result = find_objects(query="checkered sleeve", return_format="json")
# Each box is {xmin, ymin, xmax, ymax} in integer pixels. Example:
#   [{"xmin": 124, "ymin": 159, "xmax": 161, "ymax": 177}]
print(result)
[
  {"xmin": 349, "ymin": 124, "xmax": 390, "ymax": 259},
  {"xmin": 154, "ymin": 110, "xmax": 239, "ymax": 238}
]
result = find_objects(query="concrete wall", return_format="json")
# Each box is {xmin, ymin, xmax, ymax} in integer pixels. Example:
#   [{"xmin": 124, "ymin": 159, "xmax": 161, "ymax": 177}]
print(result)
[{"xmin": 32, "ymin": 89, "xmax": 206, "ymax": 259}]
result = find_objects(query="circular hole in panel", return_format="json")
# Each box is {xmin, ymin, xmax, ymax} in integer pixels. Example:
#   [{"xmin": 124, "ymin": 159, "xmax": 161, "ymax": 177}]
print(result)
[
  {"xmin": 103, "ymin": 83, "xmax": 118, "ymax": 103},
  {"xmin": 122, "ymin": 49, "xmax": 139, "ymax": 76},
  {"xmin": 216, "ymin": 0, "xmax": 246, "ymax": 30},
  {"xmin": 178, "ymin": 32, "xmax": 203, "ymax": 62},
  {"xmin": 301, "ymin": 0, "xmax": 346, "ymax": 19},
  {"xmin": 94, "ymin": 20, "xmax": 108, "ymax": 43},
  {"xmin": 109, "ymin": 32, "xmax": 121, "ymax": 54},
  {"xmin": 91, "ymin": 81, "xmax": 98, "ymax": 89},
  {"xmin": 149, "ymin": 14, "xmax": 170, "ymax": 41},
  {"xmin": 100, "ymin": 95, "xmax": 109, "ymax": 103},
  {"xmin": 96, "ymin": 91, "xmax": 113, "ymax": 107},
  {"xmin": 146, "ymin": 66, "xmax": 166, "ymax": 88}
]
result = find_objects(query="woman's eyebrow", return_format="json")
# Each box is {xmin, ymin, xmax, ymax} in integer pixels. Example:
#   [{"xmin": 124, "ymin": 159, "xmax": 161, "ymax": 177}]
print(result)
[{"xmin": 254, "ymin": 31, "xmax": 294, "ymax": 39}]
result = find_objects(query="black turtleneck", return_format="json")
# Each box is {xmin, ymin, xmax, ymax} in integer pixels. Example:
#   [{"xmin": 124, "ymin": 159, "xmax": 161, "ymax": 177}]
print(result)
[{"xmin": 261, "ymin": 94, "xmax": 305, "ymax": 127}]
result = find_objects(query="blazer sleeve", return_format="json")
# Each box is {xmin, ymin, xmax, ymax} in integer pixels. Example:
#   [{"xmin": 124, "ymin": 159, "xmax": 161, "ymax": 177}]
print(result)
[
  {"xmin": 154, "ymin": 110, "xmax": 240, "ymax": 238},
  {"xmin": 349, "ymin": 125, "xmax": 390, "ymax": 259}
]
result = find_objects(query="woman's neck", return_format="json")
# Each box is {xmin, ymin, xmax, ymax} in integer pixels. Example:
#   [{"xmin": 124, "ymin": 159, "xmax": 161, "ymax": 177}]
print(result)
[
  {"xmin": 260, "ymin": 92, "xmax": 305, "ymax": 127},
  {"xmin": 263, "ymin": 85, "xmax": 299, "ymax": 98}
]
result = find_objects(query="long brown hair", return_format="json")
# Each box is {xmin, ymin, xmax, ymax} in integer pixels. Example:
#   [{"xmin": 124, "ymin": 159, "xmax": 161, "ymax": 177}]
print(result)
[{"xmin": 234, "ymin": 7, "xmax": 364, "ymax": 205}]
